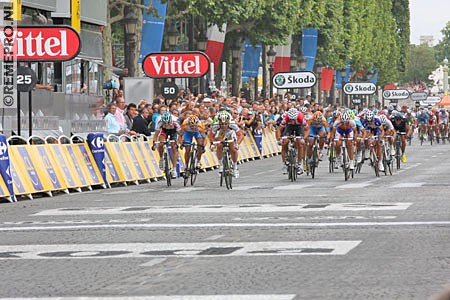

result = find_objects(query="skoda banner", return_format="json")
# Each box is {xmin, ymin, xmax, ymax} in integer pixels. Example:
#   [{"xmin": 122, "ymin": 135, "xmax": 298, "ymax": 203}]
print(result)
[
  {"xmin": 382, "ymin": 89, "xmax": 410, "ymax": 100},
  {"xmin": 272, "ymin": 71, "xmax": 316, "ymax": 89},
  {"xmin": 0, "ymin": 135, "xmax": 15, "ymax": 202},
  {"xmin": 87, "ymin": 133, "xmax": 107, "ymax": 186},
  {"xmin": 343, "ymin": 83, "xmax": 377, "ymax": 95}
]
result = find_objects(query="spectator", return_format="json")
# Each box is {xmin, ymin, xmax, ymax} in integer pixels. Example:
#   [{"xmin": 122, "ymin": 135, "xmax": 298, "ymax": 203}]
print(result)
[
  {"xmin": 114, "ymin": 97, "xmax": 127, "ymax": 128},
  {"xmin": 132, "ymin": 107, "xmax": 151, "ymax": 136},
  {"xmin": 104, "ymin": 103, "xmax": 122, "ymax": 135},
  {"xmin": 124, "ymin": 102, "xmax": 137, "ymax": 130}
]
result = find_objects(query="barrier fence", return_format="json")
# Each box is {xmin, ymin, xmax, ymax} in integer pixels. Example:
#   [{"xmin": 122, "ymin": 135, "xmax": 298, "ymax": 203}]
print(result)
[{"xmin": 0, "ymin": 128, "xmax": 281, "ymax": 202}]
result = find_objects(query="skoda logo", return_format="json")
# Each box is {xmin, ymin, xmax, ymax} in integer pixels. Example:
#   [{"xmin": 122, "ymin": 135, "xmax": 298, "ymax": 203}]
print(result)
[
  {"xmin": 344, "ymin": 85, "xmax": 353, "ymax": 93},
  {"xmin": 383, "ymin": 91, "xmax": 391, "ymax": 98},
  {"xmin": 274, "ymin": 74, "xmax": 286, "ymax": 86}
]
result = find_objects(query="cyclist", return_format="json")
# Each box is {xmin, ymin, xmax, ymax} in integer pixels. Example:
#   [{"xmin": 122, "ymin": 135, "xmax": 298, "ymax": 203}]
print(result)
[
  {"xmin": 210, "ymin": 111, "xmax": 242, "ymax": 178},
  {"xmin": 428, "ymin": 108, "xmax": 439, "ymax": 142},
  {"xmin": 351, "ymin": 109, "xmax": 365, "ymax": 164},
  {"xmin": 330, "ymin": 110, "xmax": 357, "ymax": 170},
  {"xmin": 153, "ymin": 111, "xmax": 182, "ymax": 179},
  {"xmin": 307, "ymin": 111, "xmax": 328, "ymax": 163},
  {"xmin": 438, "ymin": 108, "xmax": 449, "ymax": 141},
  {"xmin": 180, "ymin": 114, "xmax": 206, "ymax": 169},
  {"xmin": 391, "ymin": 112, "xmax": 411, "ymax": 163},
  {"xmin": 416, "ymin": 107, "xmax": 428, "ymax": 140},
  {"xmin": 362, "ymin": 111, "xmax": 385, "ymax": 172},
  {"xmin": 276, "ymin": 107, "xmax": 309, "ymax": 175},
  {"xmin": 379, "ymin": 114, "xmax": 396, "ymax": 160}
]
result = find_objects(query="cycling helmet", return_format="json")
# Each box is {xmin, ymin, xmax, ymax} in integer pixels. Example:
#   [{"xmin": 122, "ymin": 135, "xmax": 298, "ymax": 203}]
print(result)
[
  {"xmin": 299, "ymin": 106, "xmax": 307, "ymax": 113},
  {"xmin": 379, "ymin": 114, "xmax": 388, "ymax": 125},
  {"xmin": 287, "ymin": 108, "xmax": 298, "ymax": 120},
  {"xmin": 373, "ymin": 109, "xmax": 379, "ymax": 115},
  {"xmin": 313, "ymin": 111, "xmax": 322, "ymax": 120},
  {"xmin": 333, "ymin": 110, "xmax": 341, "ymax": 119},
  {"xmin": 218, "ymin": 112, "xmax": 230, "ymax": 125},
  {"xmin": 188, "ymin": 115, "xmax": 199, "ymax": 126},
  {"xmin": 162, "ymin": 111, "xmax": 172, "ymax": 123},
  {"xmin": 366, "ymin": 111, "xmax": 374, "ymax": 122},
  {"xmin": 341, "ymin": 111, "xmax": 351, "ymax": 122},
  {"xmin": 391, "ymin": 110, "xmax": 399, "ymax": 115}
]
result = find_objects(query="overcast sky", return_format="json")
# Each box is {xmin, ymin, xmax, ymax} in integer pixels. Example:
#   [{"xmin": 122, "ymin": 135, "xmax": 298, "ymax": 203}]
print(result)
[{"xmin": 410, "ymin": 0, "xmax": 450, "ymax": 45}]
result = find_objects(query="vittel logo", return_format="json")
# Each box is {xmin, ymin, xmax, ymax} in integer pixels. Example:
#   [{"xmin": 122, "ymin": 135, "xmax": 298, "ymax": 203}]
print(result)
[{"xmin": 142, "ymin": 52, "xmax": 210, "ymax": 78}]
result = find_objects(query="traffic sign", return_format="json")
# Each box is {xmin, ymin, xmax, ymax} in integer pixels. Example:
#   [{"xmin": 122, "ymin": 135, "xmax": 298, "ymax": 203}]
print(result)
[
  {"xmin": 16, "ymin": 67, "xmax": 37, "ymax": 92},
  {"xmin": 160, "ymin": 82, "xmax": 179, "ymax": 99}
]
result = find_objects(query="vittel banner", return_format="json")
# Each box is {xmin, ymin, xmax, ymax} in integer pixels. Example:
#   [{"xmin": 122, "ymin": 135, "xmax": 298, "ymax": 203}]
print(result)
[
  {"xmin": 272, "ymin": 71, "xmax": 317, "ymax": 89},
  {"xmin": 0, "ymin": 134, "xmax": 14, "ymax": 201},
  {"xmin": 87, "ymin": 133, "xmax": 106, "ymax": 185},
  {"xmin": 343, "ymin": 83, "xmax": 377, "ymax": 95},
  {"xmin": 0, "ymin": 26, "xmax": 81, "ymax": 61},
  {"xmin": 383, "ymin": 89, "xmax": 410, "ymax": 100},
  {"xmin": 142, "ymin": 51, "xmax": 210, "ymax": 78}
]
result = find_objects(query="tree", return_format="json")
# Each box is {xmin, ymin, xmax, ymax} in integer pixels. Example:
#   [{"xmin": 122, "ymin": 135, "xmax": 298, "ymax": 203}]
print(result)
[
  {"xmin": 435, "ymin": 21, "xmax": 450, "ymax": 63},
  {"xmin": 402, "ymin": 44, "xmax": 436, "ymax": 84}
]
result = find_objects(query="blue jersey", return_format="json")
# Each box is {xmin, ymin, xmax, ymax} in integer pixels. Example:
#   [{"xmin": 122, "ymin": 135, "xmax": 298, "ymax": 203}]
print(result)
[
  {"xmin": 362, "ymin": 117, "xmax": 382, "ymax": 131},
  {"xmin": 417, "ymin": 111, "xmax": 428, "ymax": 124}
]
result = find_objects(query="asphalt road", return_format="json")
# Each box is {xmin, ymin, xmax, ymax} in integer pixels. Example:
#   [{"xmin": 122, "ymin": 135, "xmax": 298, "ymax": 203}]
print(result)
[{"xmin": 0, "ymin": 137, "xmax": 449, "ymax": 300}]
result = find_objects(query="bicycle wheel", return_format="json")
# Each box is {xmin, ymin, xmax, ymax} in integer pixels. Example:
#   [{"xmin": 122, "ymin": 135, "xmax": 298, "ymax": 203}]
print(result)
[
  {"xmin": 190, "ymin": 149, "xmax": 198, "ymax": 186},
  {"xmin": 430, "ymin": 130, "xmax": 434, "ymax": 145},
  {"xmin": 328, "ymin": 147, "xmax": 335, "ymax": 173},
  {"xmin": 287, "ymin": 149, "xmax": 295, "ymax": 181},
  {"xmin": 311, "ymin": 146, "xmax": 317, "ymax": 179},
  {"xmin": 224, "ymin": 154, "xmax": 232, "ymax": 189},
  {"xmin": 372, "ymin": 149, "xmax": 380, "ymax": 177},
  {"xmin": 164, "ymin": 152, "xmax": 171, "ymax": 186},
  {"xmin": 342, "ymin": 146, "xmax": 348, "ymax": 181},
  {"xmin": 396, "ymin": 143, "xmax": 401, "ymax": 170}
]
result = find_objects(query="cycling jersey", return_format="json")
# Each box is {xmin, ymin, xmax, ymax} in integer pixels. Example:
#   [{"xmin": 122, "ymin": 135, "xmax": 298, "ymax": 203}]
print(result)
[
  {"xmin": 362, "ymin": 117, "xmax": 382, "ymax": 135},
  {"xmin": 308, "ymin": 117, "xmax": 328, "ymax": 137},
  {"xmin": 439, "ymin": 111, "xmax": 449, "ymax": 124},
  {"xmin": 333, "ymin": 118, "xmax": 356, "ymax": 138},
  {"xmin": 417, "ymin": 111, "xmax": 428, "ymax": 125},
  {"xmin": 155, "ymin": 120, "xmax": 181, "ymax": 139},
  {"xmin": 181, "ymin": 119, "xmax": 206, "ymax": 145}
]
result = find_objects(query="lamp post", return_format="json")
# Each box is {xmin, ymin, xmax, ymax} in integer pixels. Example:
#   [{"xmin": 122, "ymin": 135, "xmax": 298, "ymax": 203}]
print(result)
[
  {"xmin": 290, "ymin": 53, "xmax": 298, "ymax": 96},
  {"xmin": 340, "ymin": 69, "xmax": 347, "ymax": 107},
  {"xmin": 443, "ymin": 57, "xmax": 449, "ymax": 96},
  {"xmin": 167, "ymin": 23, "xmax": 179, "ymax": 50},
  {"xmin": 267, "ymin": 47, "xmax": 276, "ymax": 99},
  {"xmin": 298, "ymin": 56, "xmax": 306, "ymax": 97},
  {"xmin": 197, "ymin": 34, "xmax": 207, "ymax": 94},
  {"xmin": 123, "ymin": 10, "xmax": 138, "ymax": 77},
  {"xmin": 315, "ymin": 61, "xmax": 323, "ymax": 103},
  {"xmin": 231, "ymin": 40, "xmax": 241, "ymax": 96}
]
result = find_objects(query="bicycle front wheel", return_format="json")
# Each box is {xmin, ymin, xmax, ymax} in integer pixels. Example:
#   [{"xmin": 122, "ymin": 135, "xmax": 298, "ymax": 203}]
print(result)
[
  {"xmin": 164, "ymin": 152, "xmax": 171, "ymax": 187},
  {"xmin": 224, "ymin": 154, "xmax": 232, "ymax": 189},
  {"xmin": 190, "ymin": 150, "xmax": 198, "ymax": 186}
]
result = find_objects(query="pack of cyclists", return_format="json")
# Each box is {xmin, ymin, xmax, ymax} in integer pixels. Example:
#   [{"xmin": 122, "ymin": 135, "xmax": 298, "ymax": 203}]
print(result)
[{"xmin": 150, "ymin": 94, "xmax": 450, "ymax": 182}]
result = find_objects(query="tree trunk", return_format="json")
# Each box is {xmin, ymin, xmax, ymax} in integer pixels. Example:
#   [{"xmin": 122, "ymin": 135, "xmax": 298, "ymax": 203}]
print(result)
[{"xmin": 102, "ymin": 8, "xmax": 113, "ymax": 81}]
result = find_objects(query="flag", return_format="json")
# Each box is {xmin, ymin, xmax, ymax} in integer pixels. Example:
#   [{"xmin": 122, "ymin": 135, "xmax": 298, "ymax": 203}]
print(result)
[
  {"xmin": 320, "ymin": 68, "xmax": 334, "ymax": 91},
  {"xmin": 273, "ymin": 35, "xmax": 291, "ymax": 75},
  {"xmin": 302, "ymin": 28, "xmax": 318, "ymax": 71},
  {"xmin": 205, "ymin": 24, "xmax": 227, "ymax": 74},
  {"xmin": 138, "ymin": 0, "xmax": 167, "ymax": 63}
]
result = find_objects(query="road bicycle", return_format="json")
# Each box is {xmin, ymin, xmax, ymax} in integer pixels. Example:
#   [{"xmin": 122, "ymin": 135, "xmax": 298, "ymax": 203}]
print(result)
[
  {"xmin": 182, "ymin": 142, "xmax": 201, "ymax": 187},
  {"xmin": 327, "ymin": 142, "xmax": 336, "ymax": 173},
  {"xmin": 418, "ymin": 125, "xmax": 426, "ymax": 146},
  {"xmin": 213, "ymin": 139, "xmax": 234, "ymax": 189},
  {"xmin": 307, "ymin": 135, "xmax": 323, "ymax": 179},
  {"xmin": 381, "ymin": 137, "xmax": 393, "ymax": 176},
  {"xmin": 428, "ymin": 124, "xmax": 435, "ymax": 145},
  {"xmin": 354, "ymin": 138, "xmax": 365, "ymax": 174},
  {"xmin": 394, "ymin": 132, "xmax": 406, "ymax": 170},
  {"xmin": 334, "ymin": 137, "xmax": 353, "ymax": 181},
  {"xmin": 367, "ymin": 136, "xmax": 381, "ymax": 177},
  {"xmin": 439, "ymin": 123, "xmax": 447, "ymax": 144},
  {"xmin": 154, "ymin": 140, "xmax": 177, "ymax": 187},
  {"xmin": 282, "ymin": 135, "xmax": 302, "ymax": 182}
]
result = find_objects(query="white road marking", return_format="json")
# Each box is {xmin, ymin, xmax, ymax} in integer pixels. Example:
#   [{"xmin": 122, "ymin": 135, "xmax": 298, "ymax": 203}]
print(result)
[
  {"xmin": 0, "ymin": 241, "xmax": 361, "ymax": 259},
  {"xmin": 140, "ymin": 258, "xmax": 167, "ymax": 267},
  {"xmin": 164, "ymin": 187, "xmax": 208, "ymax": 193},
  {"xmin": 273, "ymin": 184, "xmax": 312, "ymax": 190},
  {"xmin": 390, "ymin": 182, "xmax": 425, "ymax": 188},
  {"xmin": 0, "ymin": 296, "xmax": 297, "ymax": 300},
  {"xmin": 335, "ymin": 183, "xmax": 372, "ymax": 189},
  {"xmin": 232, "ymin": 216, "xmax": 398, "ymax": 221},
  {"xmin": 0, "ymin": 220, "xmax": 448, "ymax": 232},
  {"xmin": 103, "ymin": 188, "xmax": 156, "ymax": 195},
  {"xmin": 33, "ymin": 203, "xmax": 411, "ymax": 216},
  {"xmin": 204, "ymin": 235, "xmax": 224, "ymax": 241},
  {"xmin": 230, "ymin": 185, "xmax": 261, "ymax": 190}
]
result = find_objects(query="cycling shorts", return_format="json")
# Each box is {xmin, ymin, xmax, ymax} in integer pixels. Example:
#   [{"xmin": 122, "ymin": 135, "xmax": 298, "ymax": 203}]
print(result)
[
  {"xmin": 309, "ymin": 126, "xmax": 326, "ymax": 137},
  {"xmin": 336, "ymin": 127, "xmax": 354, "ymax": 139},
  {"xmin": 160, "ymin": 128, "xmax": 178, "ymax": 140},
  {"xmin": 183, "ymin": 131, "xmax": 203, "ymax": 145},
  {"xmin": 283, "ymin": 124, "xmax": 304, "ymax": 137}
]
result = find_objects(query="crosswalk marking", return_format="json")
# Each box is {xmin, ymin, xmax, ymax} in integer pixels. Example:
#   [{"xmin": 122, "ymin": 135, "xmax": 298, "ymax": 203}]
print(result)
[
  {"xmin": 273, "ymin": 184, "xmax": 312, "ymax": 190},
  {"xmin": 335, "ymin": 183, "xmax": 372, "ymax": 189},
  {"xmin": 390, "ymin": 182, "xmax": 425, "ymax": 188},
  {"xmin": 0, "ymin": 241, "xmax": 361, "ymax": 259},
  {"xmin": 33, "ymin": 203, "xmax": 411, "ymax": 216},
  {"xmin": 0, "ymin": 296, "xmax": 297, "ymax": 300},
  {"xmin": 1, "ymin": 221, "xmax": 448, "ymax": 232}
]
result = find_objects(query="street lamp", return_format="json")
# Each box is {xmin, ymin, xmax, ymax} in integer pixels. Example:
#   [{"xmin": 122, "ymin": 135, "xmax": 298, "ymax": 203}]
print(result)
[
  {"xmin": 123, "ymin": 11, "xmax": 138, "ymax": 76},
  {"xmin": 167, "ymin": 23, "xmax": 179, "ymax": 50},
  {"xmin": 267, "ymin": 47, "xmax": 276, "ymax": 99},
  {"xmin": 443, "ymin": 57, "xmax": 449, "ymax": 96},
  {"xmin": 290, "ymin": 53, "xmax": 298, "ymax": 71},
  {"xmin": 340, "ymin": 69, "xmax": 347, "ymax": 107},
  {"xmin": 299, "ymin": 56, "xmax": 306, "ymax": 70},
  {"xmin": 197, "ymin": 33, "xmax": 207, "ymax": 94},
  {"xmin": 315, "ymin": 61, "xmax": 323, "ymax": 102}
]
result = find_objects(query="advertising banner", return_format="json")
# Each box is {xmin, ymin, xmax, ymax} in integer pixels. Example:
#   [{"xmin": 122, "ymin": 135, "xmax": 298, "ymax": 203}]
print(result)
[
  {"xmin": 87, "ymin": 133, "xmax": 107, "ymax": 185},
  {"xmin": 0, "ymin": 135, "xmax": 14, "ymax": 201}
]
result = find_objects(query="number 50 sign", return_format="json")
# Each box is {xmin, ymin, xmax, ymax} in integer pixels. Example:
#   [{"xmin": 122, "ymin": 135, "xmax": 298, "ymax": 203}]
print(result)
[{"xmin": 16, "ymin": 67, "xmax": 38, "ymax": 92}]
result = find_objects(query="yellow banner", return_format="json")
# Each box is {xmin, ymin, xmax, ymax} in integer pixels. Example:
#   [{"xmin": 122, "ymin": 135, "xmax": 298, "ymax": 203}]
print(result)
[
  {"xmin": 71, "ymin": 0, "xmax": 81, "ymax": 32},
  {"xmin": 11, "ymin": 0, "xmax": 21, "ymax": 21}
]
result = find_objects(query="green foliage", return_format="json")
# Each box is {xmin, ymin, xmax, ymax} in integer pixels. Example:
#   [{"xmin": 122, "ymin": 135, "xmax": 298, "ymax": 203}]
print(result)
[
  {"xmin": 402, "ymin": 44, "xmax": 437, "ymax": 84},
  {"xmin": 435, "ymin": 21, "xmax": 450, "ymax": 63}
]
